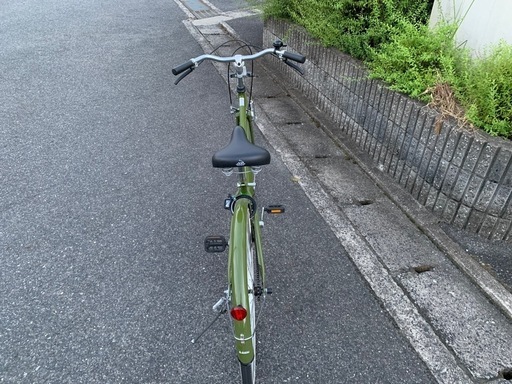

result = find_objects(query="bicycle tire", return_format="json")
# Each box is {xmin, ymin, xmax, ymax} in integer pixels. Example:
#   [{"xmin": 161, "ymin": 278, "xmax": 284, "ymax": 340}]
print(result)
[
  {"xmin": 240, "ymin": 361, "xmax": 255, "ymax": 384},
  {"xmin": 239, "ymin": 224, "xmax": 257, "ymax": 384}
]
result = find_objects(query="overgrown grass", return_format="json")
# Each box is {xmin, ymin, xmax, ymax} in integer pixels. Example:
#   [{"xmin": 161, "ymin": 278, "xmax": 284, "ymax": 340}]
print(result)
[
  {"xmin": 262, "ymin": 0, "xmax": 512, "ymax": 139},
  {"xmin": 367, "ymin": 22, "xmax": 464, "ymax": 100},
  {"xmin": 463, "ymin": 43, "xmax": 512, "ymax": 137},
  {"xmin": 263, "ymin": 0, "xmax": 434, "ymax": 60},
  {"xmin": 369, "ymin": 22, "xmax": 512, "ymax": 138}
]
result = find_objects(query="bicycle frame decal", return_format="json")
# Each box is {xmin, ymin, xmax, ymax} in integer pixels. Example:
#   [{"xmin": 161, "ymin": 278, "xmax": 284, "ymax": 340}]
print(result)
[{"xmin": 237, "ymin": 93, "xmax": 253, "ymax": 144}]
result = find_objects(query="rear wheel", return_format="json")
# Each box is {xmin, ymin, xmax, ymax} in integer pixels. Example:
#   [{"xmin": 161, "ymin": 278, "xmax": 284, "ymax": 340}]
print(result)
[{"xmin": 240, "ymin": 362, "xmax": 254, "ymax": 384}]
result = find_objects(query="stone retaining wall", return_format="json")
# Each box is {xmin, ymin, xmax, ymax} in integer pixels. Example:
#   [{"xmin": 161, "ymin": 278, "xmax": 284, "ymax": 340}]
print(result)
[{"xmin": 264, "ymin": 19, "xmax": 512, "ymax": 243}]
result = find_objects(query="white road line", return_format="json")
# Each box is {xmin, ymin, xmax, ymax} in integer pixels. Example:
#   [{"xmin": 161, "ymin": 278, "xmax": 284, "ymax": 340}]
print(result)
[
  {"xmin": 192, "ymin": 10, "xmax": 260, "ymax": 26},
  {"xmin": 199, "ymin": 0, "xmax": 222, "ymax": 14},
  {"xmin": 174, "ymin": 0, "xmax": 260, "ymax": 25},
  {"xmin": 173, "ymin": 0, "xmax": 195, "ymax": 19}
]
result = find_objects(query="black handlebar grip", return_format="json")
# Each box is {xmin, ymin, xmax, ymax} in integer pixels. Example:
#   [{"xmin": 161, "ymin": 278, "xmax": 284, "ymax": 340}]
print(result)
[
  {"xmin": 172, "ymin": 60, "xmax": 195, "ymax": 75},
  {"xmin": 282, "ymin": 51, "xmax": 306, "ymax": 64}
]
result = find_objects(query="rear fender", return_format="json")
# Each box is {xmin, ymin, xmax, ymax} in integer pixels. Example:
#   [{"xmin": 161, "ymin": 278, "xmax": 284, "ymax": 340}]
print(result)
[{"xmin": 229, "ymin": 199, "xmax": 254, "ymax": 365}]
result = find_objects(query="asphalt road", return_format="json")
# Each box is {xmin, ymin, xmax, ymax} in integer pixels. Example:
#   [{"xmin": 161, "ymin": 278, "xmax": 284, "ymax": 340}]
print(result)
[{"xmin": 1, "ymin": 1, "xmax": 438, "ymax": 383}]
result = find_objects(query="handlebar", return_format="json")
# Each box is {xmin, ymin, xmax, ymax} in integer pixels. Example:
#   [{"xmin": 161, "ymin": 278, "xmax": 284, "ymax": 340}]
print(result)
[
  {"xmin": 172, "ymin": 60, "xmax": 195, "ymax": 76},
  {"xmin": 172, "ymin": 45, "xmax": 306, "ymax": 83},
  {"xmin": 281, "ymin": 50, "xmax": 306, "ymax": 64}
]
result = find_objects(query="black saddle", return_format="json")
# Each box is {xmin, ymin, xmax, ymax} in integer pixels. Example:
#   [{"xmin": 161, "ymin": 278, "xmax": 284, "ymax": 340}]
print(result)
[{"xmin": 212, "ymin": 126, "xmax": 271, "ymax": 168}]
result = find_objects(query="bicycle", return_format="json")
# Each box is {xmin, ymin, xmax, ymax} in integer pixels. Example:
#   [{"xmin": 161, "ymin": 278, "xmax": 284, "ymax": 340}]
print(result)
[{"xmin": 172, "ymin": 40, "xmax": 305, "ymax": 384}]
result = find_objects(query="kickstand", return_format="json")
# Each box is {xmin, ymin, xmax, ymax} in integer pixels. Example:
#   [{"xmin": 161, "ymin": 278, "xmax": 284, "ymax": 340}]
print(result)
[{"xmin": 191, "ymin": 309, "xmax": 225, "ymax": 344}]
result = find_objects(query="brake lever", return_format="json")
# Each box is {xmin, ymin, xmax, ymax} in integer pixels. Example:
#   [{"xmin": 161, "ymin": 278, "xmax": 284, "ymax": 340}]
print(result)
[
  {"xmin": 174, "ymin": 67, "xmax": 194, "ymax": 85},
  {"xmin": 284, "ymin": 59, "xmax": 304, "ymax": 76}
]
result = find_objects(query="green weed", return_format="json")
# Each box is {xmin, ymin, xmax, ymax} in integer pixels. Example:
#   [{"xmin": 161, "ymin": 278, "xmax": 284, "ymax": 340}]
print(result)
[{"xmin": 262, "ymin": 0, "xmax": 511, "ymax": 138}]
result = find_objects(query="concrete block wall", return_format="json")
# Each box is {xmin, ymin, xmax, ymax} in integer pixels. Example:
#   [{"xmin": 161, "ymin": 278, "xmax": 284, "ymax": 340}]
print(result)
[{"xmin": 264, "ymin": 19, "xmax": 512, "ymax": 242}]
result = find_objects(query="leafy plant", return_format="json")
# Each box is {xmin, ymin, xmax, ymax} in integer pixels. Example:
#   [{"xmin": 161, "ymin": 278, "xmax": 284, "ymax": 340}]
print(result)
[
  {"xmin": 368, "ymin": 21, "xmax": 464, "ymax": 100},
  {"xmin": 263, "ymin": 0, "xmax": 434, "ymax": 60},
  {"xmin": 262, "ymin": 0, "xmax": 511, "ymax": 138},
  {"xmin": 368, "ymin": 22, "xmax": 512, "ymax": 138},
  {"xmin": 463, "ymin": 42, "xmax": 512, "ymax": 137},
  {"xmin": 261, "ymin": 0, "xmax": 292, "ymax": 19}
]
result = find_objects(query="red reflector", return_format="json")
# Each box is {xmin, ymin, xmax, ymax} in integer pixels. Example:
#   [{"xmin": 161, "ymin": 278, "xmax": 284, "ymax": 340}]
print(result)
[{"xmin": 230, "ymin": 305, "xmax": 247, "ymax": 321}]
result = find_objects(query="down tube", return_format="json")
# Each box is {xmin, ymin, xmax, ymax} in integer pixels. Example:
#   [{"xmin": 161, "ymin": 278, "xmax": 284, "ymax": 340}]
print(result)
[
  {"xmin": 229, "ymin": 199, "xmax": 255, "ymax": 365},
  {"xmin": 253, "ymin": 208, "xmax": 265, "ymax": 288}
]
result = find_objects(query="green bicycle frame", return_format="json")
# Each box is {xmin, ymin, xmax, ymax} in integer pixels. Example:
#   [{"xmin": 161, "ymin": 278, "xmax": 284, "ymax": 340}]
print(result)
[
  {"xmin": 228, "ymin": 88, "xmax": 266, "ymax": 365},
  {"xmin": 172, "ymin": 43, "xmax": 305, "ymax": 383}
]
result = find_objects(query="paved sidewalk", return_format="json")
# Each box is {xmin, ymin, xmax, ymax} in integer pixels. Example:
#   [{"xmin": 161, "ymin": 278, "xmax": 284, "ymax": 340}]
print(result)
[{"xmin": 181, "ymin": 7, "xmax": 512, "ymax": 382}]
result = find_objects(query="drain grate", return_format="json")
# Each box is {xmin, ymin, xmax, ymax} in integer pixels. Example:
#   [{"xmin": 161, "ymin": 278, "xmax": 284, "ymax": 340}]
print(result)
[{"xmin": 181, "ymin": 0, "xmax": 218, "ymax": 18}]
